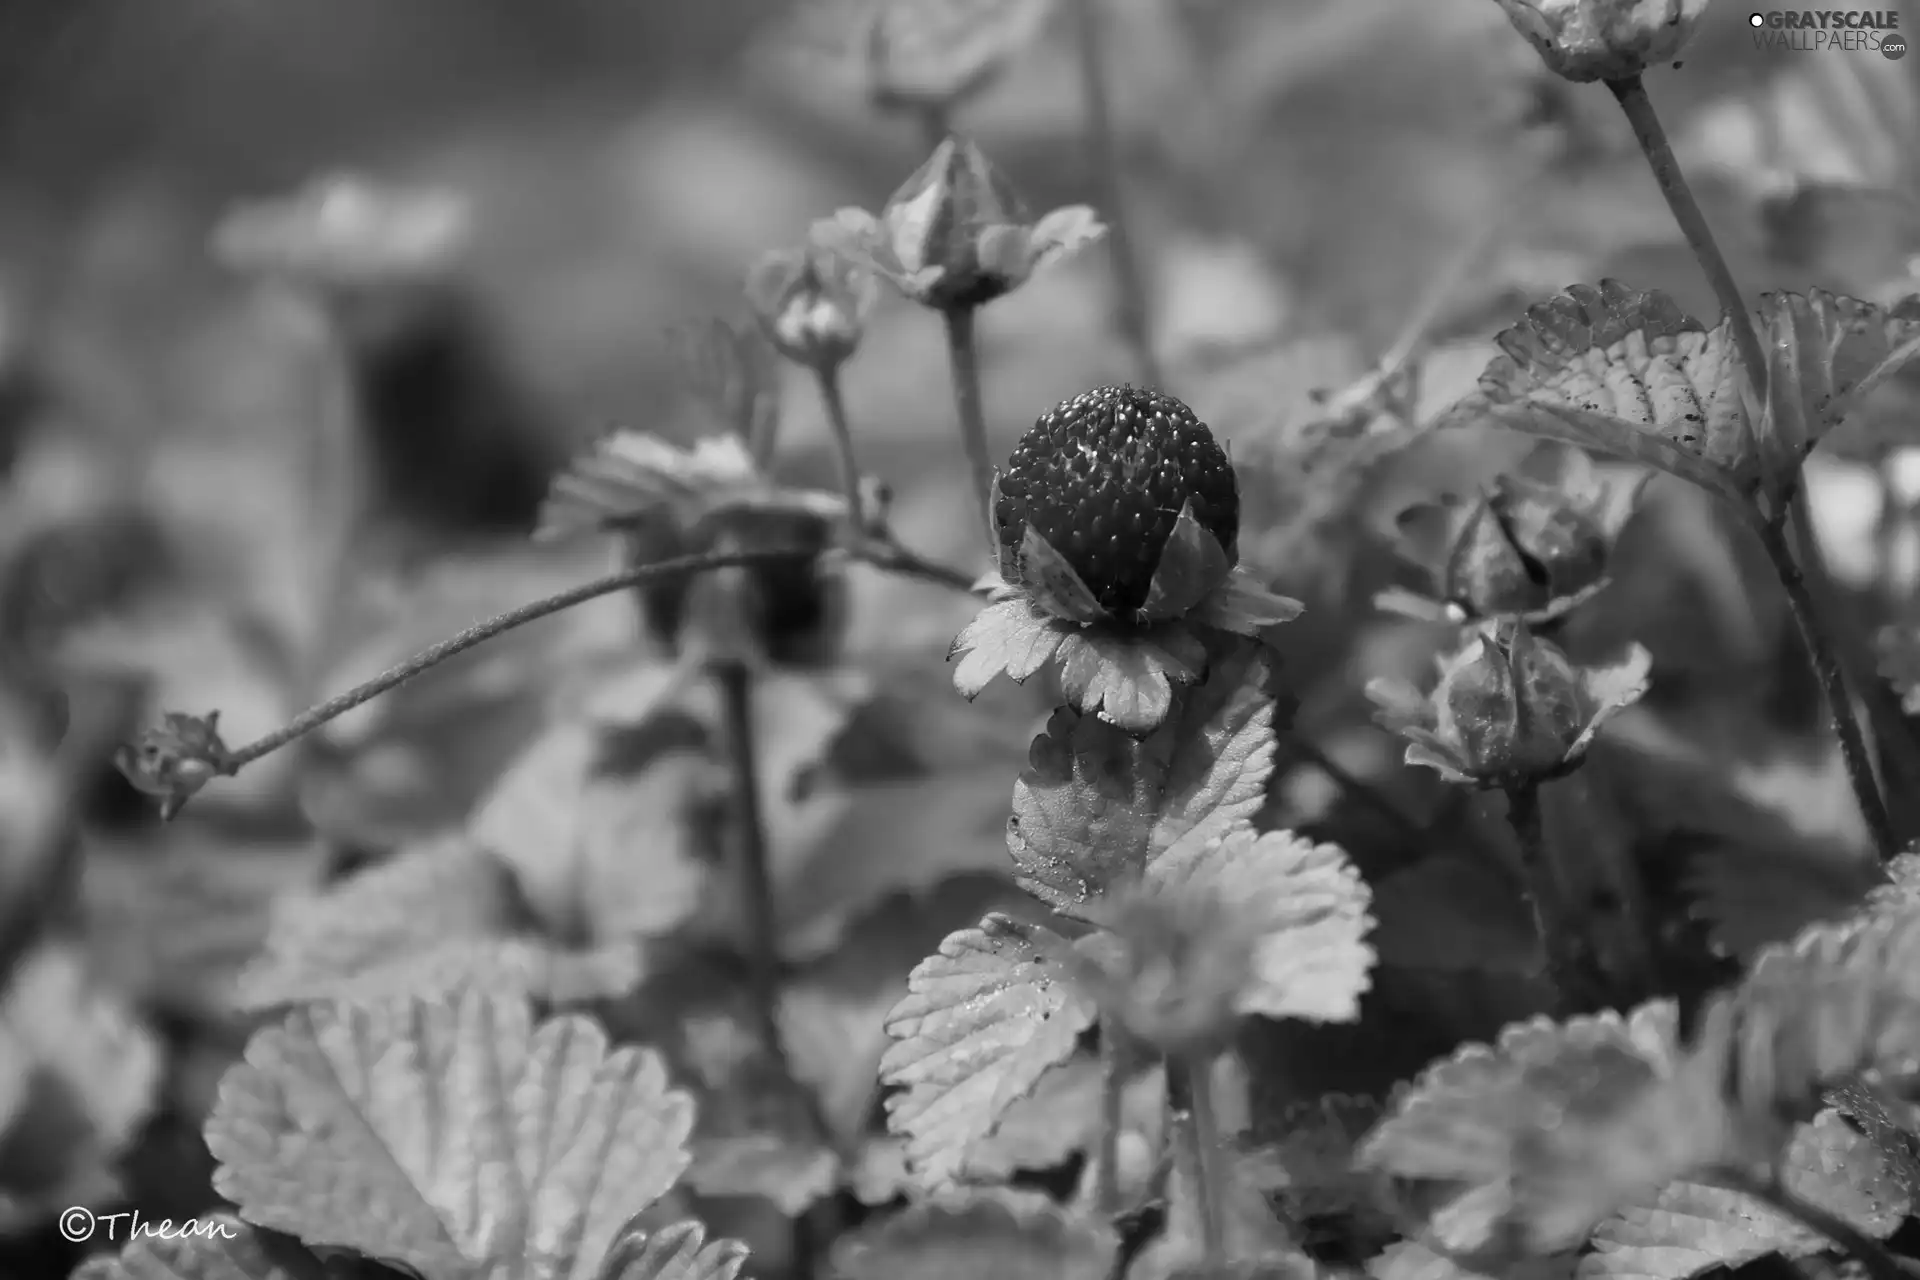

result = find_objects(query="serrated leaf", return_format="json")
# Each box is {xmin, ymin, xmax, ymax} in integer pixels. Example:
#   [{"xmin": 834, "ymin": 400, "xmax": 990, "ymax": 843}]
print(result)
[
  {"xmin": 1763, "ymin": 290, "xmax": 1920, "ymax": 481},
  {"xmin": 234, "ymin": 835, "xmax": 644, "ymax": 1011},
  {"xmin": 1723, "ymin": 910, "xmax": 1920, "ymax": 1118},
  {"xmin": 879, "ymin": 913, "xmax": 1097, "ymax": 1186},
  {"xmin": 1008, "ymin": 640, "xmax": 1279, "ymax": 915},
  {"xmin": 68, "ymin": 1217, "xmax": 312, "ymax": 1280},
  {"xmin": 1780, "ymin": 1107, "xmax": 1915, "ymax": 1238},
  {"xmin": 1355, "ymin": 1002, "xmax": 1682, "ymax": 1254},
  {"xmin": 1579, "ymin": 1180, "xmax": 1821, "ymax": 1280},
  {"xmin": 1683, "ymin": 839, "xmax": 1882, "ymax": 961},
  {"xmin": 205, "ymin": 990, "xmax": 696, "ymax": 1280},
  {"xmin": 831, "ymin": 1187, "xmax": 1117, "ymax": 1280},
  {"xmin": 1147, "ymin": 827, "xmax": 1375, "ymax": 1023},
  {"xmin": 598, "ymin": 1218, "xmax": 750, "ymax": 1280},
  {"xmin": 1457, "ymin": 281, "xmax": 1756, "ymax": 507}
]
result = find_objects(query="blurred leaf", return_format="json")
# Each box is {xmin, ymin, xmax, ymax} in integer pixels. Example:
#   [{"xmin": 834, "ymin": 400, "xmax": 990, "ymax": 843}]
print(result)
[
  {"xmin": 1147, "ymin": 826, "xmax": 1375, "ymax": 1024},
  {"xmin": 235, "ymin": 835, "xmax": 643, "ymax": 1012},
  {"xmin": 0, "ymin": 941, "xmax": 162, "ymax": 1231},
  {"xmin": 598, "ymin": 1218, "xmax": 750, "ymax": 1280},
  {"xmin": 1354, "ymin": 1002, "xmax": 1682, "ymax": 1255},
  {"xmin": 880, "ymin": 912, "xmax": 1096, "ymax": 1187},
  {"xmin": 1684, "ymin": 837, "xmax": 1880, "ymax": 961},
  {"xmin": 1245, "ymin": 1092, "xmax": 1390, "ymax": 1247},
  {"xmin": 1369, "ymin": 1243, "xmax": 1576, "ymax": 1280},
  {"xmin": 831, "ymin": 1187, "xmax": 1117, "ymax": 1280},
  {"xmin": 69, "ymin": 1217, "xmax": 318, "ymax": 1280},
  {"xmin": 1008, "ymin": 640, "xmax": 1278, "ymax": 917},
  {"xmin": 206, "ymin": 990, "xmax": 694, "ymax": 1280},
  {"xmin": 1133, "ymin": 1145, "xmax": 1308, "ymax": 1280}
]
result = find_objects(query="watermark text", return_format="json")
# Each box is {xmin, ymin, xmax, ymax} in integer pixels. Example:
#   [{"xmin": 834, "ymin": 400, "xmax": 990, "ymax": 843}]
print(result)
[{"xmin": 58, "ymin": 1207, "xmax": 241, "ymax": 1245}]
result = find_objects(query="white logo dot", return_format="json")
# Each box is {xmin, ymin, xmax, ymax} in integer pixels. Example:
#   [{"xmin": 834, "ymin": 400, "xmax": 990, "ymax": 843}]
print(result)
[{"xmin": 1749, "ymin": 11, "xmax": 1765, "ymax": 25}]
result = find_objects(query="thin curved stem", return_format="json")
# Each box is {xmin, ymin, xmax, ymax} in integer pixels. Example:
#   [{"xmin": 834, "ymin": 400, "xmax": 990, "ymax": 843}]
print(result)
[{"xmin": 813, "ymin": 365, "xmax": 868, "ymax": 531}]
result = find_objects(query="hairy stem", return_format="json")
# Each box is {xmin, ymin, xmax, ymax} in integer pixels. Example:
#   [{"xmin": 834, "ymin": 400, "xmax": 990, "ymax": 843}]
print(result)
[
  {"xmin": 1606, "ymin": 74, "xmax": 1768, "ymax": 390},
  {"xmin": 1094, "ymin": 1021, "xmax": 1126, "ymax": 1219},
  {"xmin": 1789, "ymin": 485, "xmax": 1920, "ymax": 845},
  {"xmin": 1758, "ymin": 513, "xmax": 1898, "ymax": 858},
  {"xmin": 1069, "ymin": 0, "xmax": 1160, "ymax": 387},
  {"xmin": 1610, "ymin": 70, "xmax": 1902, "ymax": 857},
  {"xmin": 1715, "ymin": 1166, "xmax": 1913, "ymax": 1280},
  {"xmin": 214, "ymin": 544, "xmax": 967, "ymax": 775},
  {"xmin": 1503, "ymin": 781, "xmax": 1585, "ymax": 1011},
  {"xmin": 813, "ymin": 365, "xmax": 868, "ymax": 532},
  {"xmin": 940, "ymin": 304, "xmax": 997, "ymax": 543}
]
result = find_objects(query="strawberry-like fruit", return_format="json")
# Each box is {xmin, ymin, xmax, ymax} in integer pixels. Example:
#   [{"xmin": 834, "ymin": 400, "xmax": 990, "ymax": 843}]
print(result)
[{"xmin": 994, "ymin": 385, "xmax": 1240, "ymax": 617}]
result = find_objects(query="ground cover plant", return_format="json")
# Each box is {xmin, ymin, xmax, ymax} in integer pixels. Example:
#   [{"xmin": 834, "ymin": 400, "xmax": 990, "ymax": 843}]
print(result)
[{"xmin": 6, "ymin": 0, "xmax": 1920, "ymax": 1278}]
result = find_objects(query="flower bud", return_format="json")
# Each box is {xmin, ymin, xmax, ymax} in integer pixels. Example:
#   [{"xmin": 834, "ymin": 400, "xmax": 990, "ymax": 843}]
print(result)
[
  {"xmin": 1492, "ymin": 0, "xmax": 1708, "ymax": 83},
  {"xmin": 744, "ymin": 246, "xmax": 876, "ymax": 373},
  {"xmin": 1443, "ymin": 477, "xmax": 1610, "ymax": 618}
]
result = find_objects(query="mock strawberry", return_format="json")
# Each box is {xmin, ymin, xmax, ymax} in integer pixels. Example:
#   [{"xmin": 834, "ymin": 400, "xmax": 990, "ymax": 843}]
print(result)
[{"xmin": 994, "ymin": 385, "xmax": 1240, "ymax": 619}]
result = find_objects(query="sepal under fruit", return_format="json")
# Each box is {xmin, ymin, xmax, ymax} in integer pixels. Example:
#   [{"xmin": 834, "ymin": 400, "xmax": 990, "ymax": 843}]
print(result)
[{"xmin": 1493, "ymin": 0, "xmax": 1709, "ymax": 84}]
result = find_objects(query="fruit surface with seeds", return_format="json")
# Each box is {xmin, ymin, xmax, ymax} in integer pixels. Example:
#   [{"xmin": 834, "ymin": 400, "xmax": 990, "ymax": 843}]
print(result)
[{"xmin": 994, "ymin": 385, "xmax": 1239, "ymax": 617}]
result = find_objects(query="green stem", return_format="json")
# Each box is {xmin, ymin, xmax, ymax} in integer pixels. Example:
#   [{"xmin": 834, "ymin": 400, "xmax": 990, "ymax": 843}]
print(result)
[
  {"xmin": 1714, "ymin": 1166, "xmax": 1913, "ymax": 1280},
  {"xmin": 1789, "ymin": 485, "xmax": 1920, "ymax": 847},
  {"xmin": 1094, "ymin": 1021, "xmax": 1126, "ymax": 1218},
  {"xmin": 813, "ymin": 365, "xmax": 868, "ymax": 532},
  {"xmin": 940, "ymin": 304, "xmax": 997, "ymax": 544},
  {"xmin": 1610, "ymin": 71, "xmax": 1904, "ymax": 858},
  {"xmin": 1502, "ymin": 781, "xmax": 1585, "ymax": 1011},
  {"xmin": 1606, "ymin": 74, "xmax": 1769, "ymax": 392},
  {"xmin": 1166, "ymin": 1052, "xmax": 1227, "ymax": 1266},
  {"xmin": 1068, "ymin": 0, "xmax": 1160, "ymax": 388},
  {"xmin": 1757, "ymin": 513, "xmax": 1898, "ymax": 859}
]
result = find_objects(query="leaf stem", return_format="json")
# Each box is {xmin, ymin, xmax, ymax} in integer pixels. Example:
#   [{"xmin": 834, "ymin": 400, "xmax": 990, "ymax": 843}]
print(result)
[
  {"xmin": 1788, "ymin": 485, "xmax": 1920, "ymax": 846},
  {"xmin": 1167, "ymin": 1052, "xmax": 1228, "ymax": 1267},
  {"xmin": 1758, "ymin": 512, "xmax": 1898, "ymax": 859},
  {"xmin": 940, "ymin": 304, "xmax": 998, "ymax": 544},
  {"xmin": 1606, "ymin": 74, "xmax": 1768, "ymax": 395},
  {"xmin": 204, "ymin": 544, "xmax": 970, "ymax": 777},
  {"xmin": 1714, "ymin": 1166, "xmax": 1914, "ymax": 1280},
  {"xmin": 813, "ymin": 365, "xmax": 868, "ymax": 532},
  {"xmin": 1094, "ymin": 1021, "xmax": 1126, "ymax": 1219},
  {"xmin": 1503, "ymin": 781, "xmax": 1585, "ymax": 1011},
  {"xmin": 1069, "ymin": 0, "xmax": 1160, "ymax": 388}
]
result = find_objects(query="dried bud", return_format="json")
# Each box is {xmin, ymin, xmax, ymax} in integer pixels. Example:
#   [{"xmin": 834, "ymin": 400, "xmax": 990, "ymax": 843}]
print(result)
[
  {"xmin": 114, "ymin": 711, "xmax": 234, "ymax": 820},
  {"xmin": 1492, "ymin": 0, "xmax": 1708, "ymax": 83},
  {"xmin": 810, "ymin": 137, "xmax": 1103, "ymax": 312},
  {"xmin": 1366, "ymin": 621, "xmax": 1651, "ymax": 788},
  {"xmin": 744, "ymin": 246, "xmax": 877, "ymax": 373},
  {"xmin": 1383, "ymin": 444, "xmax": 1645, "ymax": 626}
]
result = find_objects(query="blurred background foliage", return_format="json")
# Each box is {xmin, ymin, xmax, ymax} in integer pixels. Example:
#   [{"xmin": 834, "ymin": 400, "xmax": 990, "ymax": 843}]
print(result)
[{"xmin": 0, "ymin": 0, "xmax": 1916, "ymax": 1275}]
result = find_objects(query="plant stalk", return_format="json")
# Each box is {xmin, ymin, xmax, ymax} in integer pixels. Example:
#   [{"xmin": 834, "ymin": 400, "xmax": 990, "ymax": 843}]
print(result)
[
  {"xmin": 1166, "ymin": 1052, "xmax": 1228, "ymax": 1266},
  {"xmin": 1758, "ymin": 513, "xmax": 1898, "ymax": 858},
  {"xmin": 1606, "ymin": 74, "xmax": 1769, "ymax": 389},
  {"xmin": 1715, "ymin": 1166, "xmax": 1913, "ymax": 1280},
  {"xmin": 212, "ymin": 544, "xmax": 969, "ymax": 776},
  {"xmin": 1789, "ymin": 484, "xmax": 1920, "ymax": 847},
  {"xmin": 1068, "ymin": 0, "xmax": 1160, "ymax": 388},
  {"xmin": 1094, "ymin": 1020, "xmax": 1126, "ymax": 1219},
  {"xmin": 1503, "ymin": 781, "xmax": 1586, "ymax": 1011},
  {"xmin": 1609, "ymin": 71, "xmax": 1903, "ymax": 857},
  {"xmin": 813, "ymin": 365, "xmax": 868, "ymax": 532},
  {"xmin": 940, "ymin": 304, "xmax": 998, "ymax": 543}
]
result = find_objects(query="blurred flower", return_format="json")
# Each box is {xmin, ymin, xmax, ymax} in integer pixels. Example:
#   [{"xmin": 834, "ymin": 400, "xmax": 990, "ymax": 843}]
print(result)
[
  {"xmin": 744, "ymin": 245, "xmax": 879, "ymax": 374},
  {"xmin": 212, "ymin": 173, "xmax": 471, "ymax": 290},
  {"xmin": 1380, "ymin": 443, "xmax": 1649, "ymax": 626},
  {"xmin": 1366, "ymin": 620, "xmax": 1651, "ymax": 788},
  {"xmin": 811, "ymin": 137, "xmax": 1103, "ymax": 312},
  {"xmin": 1491, "ymin": 0, "xmax": 1708, "ymax": 83},
  {"xmin": 1071, "ymin": 880, "xmax": 1265, "ymax": 1056}
]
